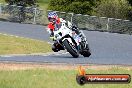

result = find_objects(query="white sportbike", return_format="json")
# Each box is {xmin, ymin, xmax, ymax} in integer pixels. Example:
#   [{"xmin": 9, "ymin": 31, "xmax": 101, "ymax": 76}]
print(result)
[{"xmin": 51, "ymin": 18, "xmax": 91, "ymax": 58}]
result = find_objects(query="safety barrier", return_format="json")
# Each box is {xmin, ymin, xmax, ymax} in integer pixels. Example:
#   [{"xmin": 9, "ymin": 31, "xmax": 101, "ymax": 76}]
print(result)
[
  {"xmin": 0, "ymin": 3, "xmax": 44, "ymax": 24},
  {"xmin": 0, "ymin": 4, "xmax": 131, "ymax": 34},
  {"xmin": 48, "ymin": 10, "xmax": 132, "ymax": 35}
]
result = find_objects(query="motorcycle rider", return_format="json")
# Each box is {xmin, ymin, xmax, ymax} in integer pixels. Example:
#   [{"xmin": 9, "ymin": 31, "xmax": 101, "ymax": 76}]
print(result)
[
  {"xmin": 47, "ymin": 12, "xmax": 91, "ymax": 57},
  {"xmin": 47, "ymin": 11, "xmax": 83, "ymax": 51},
  {"xmin": 47, "ymin": 11, "xmax": 61, "ymax": 37},
  {"xmin": 47, "ymin": 11, "xmax": 81, "ymax": 37}
]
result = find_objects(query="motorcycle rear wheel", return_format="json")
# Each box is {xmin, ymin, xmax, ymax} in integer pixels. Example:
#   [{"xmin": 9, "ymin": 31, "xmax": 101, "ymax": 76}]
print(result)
[{"xmin": 82, "ymin": 44, "xmax": 91, "ymax": 57}]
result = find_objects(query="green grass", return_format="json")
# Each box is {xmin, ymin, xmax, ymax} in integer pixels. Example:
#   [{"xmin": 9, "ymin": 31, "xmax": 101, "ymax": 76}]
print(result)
[
  {"xmin": 0, "ymin": 67, "xmax": 131, "ymax": 88},
  {"xmin": 0, "ymin": 34, "xmax": 52, "ymax": 55}
]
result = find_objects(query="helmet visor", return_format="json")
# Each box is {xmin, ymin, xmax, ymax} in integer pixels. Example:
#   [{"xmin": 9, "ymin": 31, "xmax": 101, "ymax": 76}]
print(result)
[{"xmin": 48, "ymin": 17, "xmax": 56, "ymax": 22}]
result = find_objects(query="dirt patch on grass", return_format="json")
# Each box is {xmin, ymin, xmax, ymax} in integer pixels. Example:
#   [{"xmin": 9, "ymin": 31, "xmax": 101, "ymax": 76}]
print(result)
[{"xmin": 0, "ymin": 62, "xmax": 132, "ymax": 71}]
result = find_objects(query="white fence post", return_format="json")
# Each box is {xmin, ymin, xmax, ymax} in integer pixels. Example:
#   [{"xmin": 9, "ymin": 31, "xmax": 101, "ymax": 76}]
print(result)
[
  {"xmin": 0, "ymin": 3, "xmax": 2, "ymax": 14},
  {"xmin": 33, "ymin": 8, "xmax": 37, "ymax": 24},
  {"xmin": 68, "ymin": 13, "xmax": 74, "ymax": 23},
  {"xmin": 107, "ymin": 18, "xmax": 114, "ymax": 31},
  {"xmin": 107, "ymin": 18, "xmax": 110, "ymax": 31}
]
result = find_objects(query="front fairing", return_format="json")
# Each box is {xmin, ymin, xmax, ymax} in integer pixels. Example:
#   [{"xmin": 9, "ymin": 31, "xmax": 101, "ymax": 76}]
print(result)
[{"xmin": 53, "ymin": 21, "xmax": 72, "ymax": 40}]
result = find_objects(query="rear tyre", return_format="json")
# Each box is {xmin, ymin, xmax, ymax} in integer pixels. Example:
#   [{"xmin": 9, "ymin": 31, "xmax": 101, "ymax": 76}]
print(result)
[
  {"xmin": 63, "ymin": 39, "xmax": 79, "ymax": 58},
  {"xmin": 82, "ymin": 50, "xmax": 91, "ymax": 57}
]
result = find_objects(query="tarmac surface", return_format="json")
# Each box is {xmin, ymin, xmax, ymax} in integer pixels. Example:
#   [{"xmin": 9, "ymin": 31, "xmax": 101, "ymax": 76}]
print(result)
[{"xmin": 0, "ymin": 21, "xmax": 132, "ymax": 65}]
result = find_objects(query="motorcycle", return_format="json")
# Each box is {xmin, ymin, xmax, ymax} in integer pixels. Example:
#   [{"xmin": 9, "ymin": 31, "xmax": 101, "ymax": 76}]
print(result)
[{"xmin": 50, "ymin": 19, "xmax": 91, "ymax": 58}]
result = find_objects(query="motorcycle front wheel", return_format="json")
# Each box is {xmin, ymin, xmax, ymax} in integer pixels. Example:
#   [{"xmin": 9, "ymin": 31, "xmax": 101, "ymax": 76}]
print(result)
[{"xmin": 63, "ymin": 39, "xmax": 79, "ymax": 58}]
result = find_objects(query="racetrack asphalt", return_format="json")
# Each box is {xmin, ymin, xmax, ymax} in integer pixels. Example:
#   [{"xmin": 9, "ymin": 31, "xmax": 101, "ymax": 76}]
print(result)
[{"xmin": 0, "ymin": 21, "xmax": 132, "ymax": 65}]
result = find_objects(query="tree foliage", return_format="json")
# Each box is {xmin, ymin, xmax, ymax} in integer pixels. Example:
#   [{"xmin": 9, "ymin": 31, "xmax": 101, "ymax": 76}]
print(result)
[
  {"xmin": 48, "ymin": 0, "xmax": 132, "ymax": 20},
  {"xmin": 48, "ymin": 0, "xmax": 97, "ymax": 14},
  {"xmin": 92, "ymin": 0, "xmax": 131, "ymax": 20}
]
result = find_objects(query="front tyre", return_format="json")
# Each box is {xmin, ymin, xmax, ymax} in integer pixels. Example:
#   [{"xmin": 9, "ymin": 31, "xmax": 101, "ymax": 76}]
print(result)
[{"xmin": 63, "ymin": 39, "xmax": 79, "ymax": 58}]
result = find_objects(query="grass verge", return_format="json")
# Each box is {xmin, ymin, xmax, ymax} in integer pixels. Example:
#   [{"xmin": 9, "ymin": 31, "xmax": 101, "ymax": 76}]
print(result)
[
  {"xmin": 0, "ymin": 34, "xmax": 52, "ymax": 55},
  {"xmin": 0, "ymin": 64, "xmax": 131, "ymax": 88}
]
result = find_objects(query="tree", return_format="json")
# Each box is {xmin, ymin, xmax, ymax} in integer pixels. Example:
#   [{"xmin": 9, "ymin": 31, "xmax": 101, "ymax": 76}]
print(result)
[
  {"xmin": 92, "ymin": 0, "xmax": 131, "ymax": 20},
  {"xmin": 48, "ymin": 0, "xmax": 97, "ymax": 15}
]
